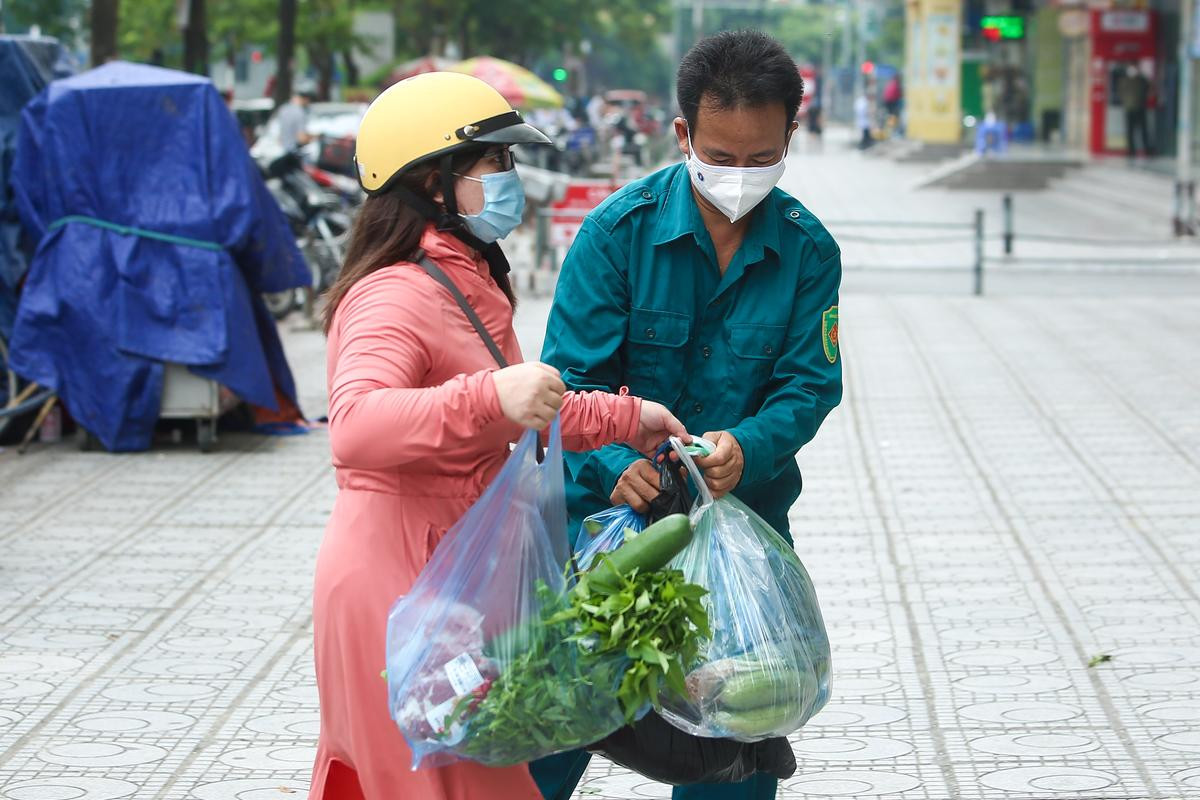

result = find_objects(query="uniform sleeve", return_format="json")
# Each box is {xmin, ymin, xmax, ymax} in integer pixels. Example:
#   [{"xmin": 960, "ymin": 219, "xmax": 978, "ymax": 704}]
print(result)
[
  {"xmin": 327, "ymin": 276, "xmax": 505, "ymax": 470},
  {"xmin": 727, "ymin": 246, "xmax": 843, "ymax": 487},
  {"xmin": 542, "ymin": 217, "xmax": 646, "ymax": 493}
]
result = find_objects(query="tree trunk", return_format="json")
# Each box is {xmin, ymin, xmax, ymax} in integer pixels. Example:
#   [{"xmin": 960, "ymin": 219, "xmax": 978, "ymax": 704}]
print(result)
[
  {"xmin": 182, "ymin": 0, "xmax": 209, "ymax": 75},
  {"xmin": 342, "ymin": 49, "xmax": 359, "ymax": 88},
  {"xmin": 90, "ymin": 0, "xmax": 120, "ymax": 67},
  {"xmin": 309, "ymin": 44, "xmax": 334, "ymax": 100},
  {"xmin": 275, "ymin": 0, "xmax": 298, "ymax": 107}
]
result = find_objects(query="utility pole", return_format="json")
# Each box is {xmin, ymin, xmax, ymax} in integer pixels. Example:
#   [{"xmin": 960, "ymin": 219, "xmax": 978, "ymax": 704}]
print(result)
[
  {"xmin": 822, "ymin": 25, "xmax": 834, "ymax": 116},
  {"xmin": 275, "ymin": 0, "xmax": 297, "ymax": 108},
  {"xmin": 854, "ymin": 0, "xmax": 867, "ymax": 101},
  {"xmin": 1175, "ymin": 0, "xmax": 1196, "ymax": 236},
  {"xmin": 182, "ymin": 0, "xmax": 209, "ymax": 76},
  {"xmin": 841, "ymin": 0, "xmax": 853, "ymax": 115},
  {"xmin": 90, "ymin": 0, "xmax": 120, "ymax": 66}
]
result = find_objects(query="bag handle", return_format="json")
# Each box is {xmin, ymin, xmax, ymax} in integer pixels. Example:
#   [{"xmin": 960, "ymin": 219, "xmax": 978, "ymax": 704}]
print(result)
[
  {"xmin": 416, "ymin": 252, "xmax": 546, "ymax": 462},
  {"xmin": 668, "ymin": 435, "xmax": 715, "ymax": 508}
]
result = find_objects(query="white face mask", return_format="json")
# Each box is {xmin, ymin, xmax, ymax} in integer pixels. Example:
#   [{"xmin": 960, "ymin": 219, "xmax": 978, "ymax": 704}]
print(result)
[{"xmin": 685, "ymin": 133, "xmax": 787, "ymax": 223}]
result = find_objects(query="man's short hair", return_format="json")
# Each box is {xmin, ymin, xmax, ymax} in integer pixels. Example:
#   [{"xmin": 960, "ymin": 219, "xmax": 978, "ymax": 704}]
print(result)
[{"xmin": 677, "ymin": 30, "xmax": 804, "ymax": 132}]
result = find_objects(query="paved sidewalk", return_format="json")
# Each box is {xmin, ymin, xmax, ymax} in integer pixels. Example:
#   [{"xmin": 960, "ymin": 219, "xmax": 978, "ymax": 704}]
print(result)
[{"xmin": 2, "ymin": 286, "xmax": 1198, "ymax": 799}]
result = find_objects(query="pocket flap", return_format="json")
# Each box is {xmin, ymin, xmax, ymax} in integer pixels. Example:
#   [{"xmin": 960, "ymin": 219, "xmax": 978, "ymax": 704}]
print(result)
[
  {"xmin": 629, "ymin": 307, "xmax": 690, "ymax": 347},
  {"xmin": 729, "ymin": 323, "xmax": 786, "ymax": 360}
]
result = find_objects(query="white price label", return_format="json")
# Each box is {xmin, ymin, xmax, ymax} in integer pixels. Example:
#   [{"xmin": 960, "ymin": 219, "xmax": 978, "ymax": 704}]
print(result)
[
  {"xmin": 425, "ymin": 697, "xmax": 457, "ymax": 733},
  {"xmin": 444, "ymin": 653, "xmax": 485, "ymax": 697}
]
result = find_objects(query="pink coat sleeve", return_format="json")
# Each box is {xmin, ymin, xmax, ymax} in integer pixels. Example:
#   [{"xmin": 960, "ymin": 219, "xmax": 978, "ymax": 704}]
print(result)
[
  {"xmin": 557, "ymin": 390, "xmax": 641, "ymax": 453},
  {"xmin": 327, "ymin": 274, "xmax": 504, "ymax": 470}
]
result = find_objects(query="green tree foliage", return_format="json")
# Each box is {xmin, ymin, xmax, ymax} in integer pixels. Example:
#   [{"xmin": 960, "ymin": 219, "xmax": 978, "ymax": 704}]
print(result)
[{"xmin": 7, "ymin": 0, "xmax": 88, "ymax": 48}]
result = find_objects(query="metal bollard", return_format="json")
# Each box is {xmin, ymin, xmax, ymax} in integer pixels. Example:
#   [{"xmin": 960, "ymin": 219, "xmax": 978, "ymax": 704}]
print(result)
[
  {"xmin": 1002, "ymin": 194, "xmax": 1014, "ymax": 255},
  {"xmin": 973, "ymin": 209, "xmax": 985, "ymax": 297}
]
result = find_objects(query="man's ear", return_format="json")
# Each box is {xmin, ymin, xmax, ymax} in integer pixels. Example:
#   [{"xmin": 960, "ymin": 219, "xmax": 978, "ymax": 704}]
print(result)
[
  {"xmin": 785, "ymin": 119, "xmax": 799, "ymax": 150},
  {"xmin": 674, "ymin": 116, "xmax": 690, "ymax": 158}
]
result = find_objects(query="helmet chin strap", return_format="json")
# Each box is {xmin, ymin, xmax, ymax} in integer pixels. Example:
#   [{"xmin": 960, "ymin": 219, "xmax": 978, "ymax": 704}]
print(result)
[{"xmin": 393, "ymin": 155, "xmax": 512, "ymax": 279}]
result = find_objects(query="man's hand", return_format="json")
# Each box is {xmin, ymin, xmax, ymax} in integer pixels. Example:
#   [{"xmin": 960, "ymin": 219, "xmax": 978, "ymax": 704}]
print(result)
[
  {"xmin": 693, "ymin": 431, "xmax": 744, "ymax": 499},
  {"xmin": 610, "ymin": 459, "xmax": 662, "ymax": 514}
]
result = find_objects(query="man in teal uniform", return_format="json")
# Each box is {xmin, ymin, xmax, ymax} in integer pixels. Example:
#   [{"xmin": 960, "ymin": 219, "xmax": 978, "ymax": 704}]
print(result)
[{"xmin": 532, "ymin": 30, "xmax": 843, "ymax": 800}]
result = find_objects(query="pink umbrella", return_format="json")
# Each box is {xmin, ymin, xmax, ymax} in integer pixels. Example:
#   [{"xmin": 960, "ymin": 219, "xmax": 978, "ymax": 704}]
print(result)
[
  {"xmin": 382, "ymin": 56, "xmax": 454, "ymax": 88},
  {"xmin": 448, "ymin": 57, "xmax": 564, "ymax": 110}
]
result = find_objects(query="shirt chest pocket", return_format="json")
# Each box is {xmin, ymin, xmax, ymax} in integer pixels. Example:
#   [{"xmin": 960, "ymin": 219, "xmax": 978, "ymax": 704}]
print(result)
[
  {"xmin": 727, "ymin": 322, "xmax": 787, "ymax": 394},
  {"xmin": 625, "ymin": 307, "xmax": 691, "ymax": 405}
]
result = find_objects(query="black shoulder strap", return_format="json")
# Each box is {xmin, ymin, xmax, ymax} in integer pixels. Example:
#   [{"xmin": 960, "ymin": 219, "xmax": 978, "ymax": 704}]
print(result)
[
  {"xmin": 416, "ymin": 252, "xmax": 549, "ymax": 463},
  {"xmin": 416, "ymin": 253, "xmax": 509, "ymax": 368}
]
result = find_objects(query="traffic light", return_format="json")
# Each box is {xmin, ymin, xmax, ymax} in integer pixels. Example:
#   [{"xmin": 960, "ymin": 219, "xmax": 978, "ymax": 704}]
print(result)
[{"xmin": 552, "ymin": 68, "xmax": 568, "ymax": 82}]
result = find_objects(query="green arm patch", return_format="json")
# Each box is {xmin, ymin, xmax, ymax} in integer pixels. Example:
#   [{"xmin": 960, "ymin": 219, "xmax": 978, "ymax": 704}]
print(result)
[{"xmin": 822, "ymin": 305, "xmax": 839, "ymax": 364}]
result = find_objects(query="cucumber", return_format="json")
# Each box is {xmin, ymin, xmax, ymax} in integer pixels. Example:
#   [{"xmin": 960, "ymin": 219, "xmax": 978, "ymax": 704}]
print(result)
[
  {"xmin": 587, "ymin": 514, "xmax": 692, "ymax": 585},
  {"xmin": 713, "ymin": 703, "xmax": 801, "ymax": 738},
  {"xmin": 718, "ymin": 664, "xmax": 804, "ymax": 711}
]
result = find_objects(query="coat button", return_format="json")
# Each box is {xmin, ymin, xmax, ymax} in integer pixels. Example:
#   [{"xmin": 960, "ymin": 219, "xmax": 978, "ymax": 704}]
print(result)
[
  {"xmin": 693, "ymin": 403, "xmax": 703, "ymax": 414},
  {"xmin": 789, "ymin": 210, "xmax": 800, "ymax": 219},
  {"xmin": 763, "ymin": 345, "xmax": 774, "ymax": 355},
  {"xmin": 642, "ymin": 190, "xmax": 653, "ymax": 199},
  {"xmin": 702, "ymin": 346, "xmax": 713, "ymax": 358},
  {"xmin": 645, "ymin": 328, "xmax": 656, "ymax": 340}
]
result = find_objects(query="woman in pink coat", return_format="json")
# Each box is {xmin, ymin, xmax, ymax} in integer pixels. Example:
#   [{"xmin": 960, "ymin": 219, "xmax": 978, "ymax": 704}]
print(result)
[{"xmin": 309, "ymin": 73, "xmax": 687, "ymax": 799}]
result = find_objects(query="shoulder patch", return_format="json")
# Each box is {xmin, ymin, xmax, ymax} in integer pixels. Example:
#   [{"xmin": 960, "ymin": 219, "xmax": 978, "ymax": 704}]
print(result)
[
  {"xmin": 822, "ymin": 305, "xmax": 839, "ymax": 364},
  {"xmin": 783, "ymin": 204, "xmax": 840, "ymax": 263}
]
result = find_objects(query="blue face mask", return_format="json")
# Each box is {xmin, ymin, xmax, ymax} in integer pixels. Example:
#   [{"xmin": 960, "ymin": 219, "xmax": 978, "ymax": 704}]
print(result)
[{"xmin": 457, "ymin": 167, "xmax": 526, "ymax": 243}]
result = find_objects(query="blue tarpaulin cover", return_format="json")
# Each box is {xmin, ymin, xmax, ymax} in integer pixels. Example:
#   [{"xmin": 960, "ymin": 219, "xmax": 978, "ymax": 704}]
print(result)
[
  {"xmin": 9, "ymin": 61, "xmax": 311, "ymax": 451},
  {"xmin": 0, "ymin": 36, "xmax": 74, "ymax": 355}
]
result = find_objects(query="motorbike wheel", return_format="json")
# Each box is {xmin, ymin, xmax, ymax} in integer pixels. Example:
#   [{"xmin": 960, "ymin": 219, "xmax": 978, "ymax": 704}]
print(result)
[{"xmin": 264, "ymin": 290, "xmax": 297, "ymax": 320}]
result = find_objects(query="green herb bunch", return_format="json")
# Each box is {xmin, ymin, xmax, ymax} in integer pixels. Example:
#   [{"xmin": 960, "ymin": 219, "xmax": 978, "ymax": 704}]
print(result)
[{"xmin": 435, "ymin": 565, "xmax": 709, "ymax": 765}]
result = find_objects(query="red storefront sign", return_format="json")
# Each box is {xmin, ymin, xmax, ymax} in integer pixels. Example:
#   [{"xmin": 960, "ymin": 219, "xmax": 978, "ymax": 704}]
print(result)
[
  {"xmin": 1089, "ymin": 9, "xmax": 1157, "ymax": 155},
  {"xmin": 550, "ymin": 180, "xmax": 623, "ymax": 248}
]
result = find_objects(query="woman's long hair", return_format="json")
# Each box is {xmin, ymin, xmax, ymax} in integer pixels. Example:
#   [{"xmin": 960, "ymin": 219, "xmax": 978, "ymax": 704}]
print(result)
[{"xmin": 321, "ymin": 150, "xmax": 517, "ymax": 334}]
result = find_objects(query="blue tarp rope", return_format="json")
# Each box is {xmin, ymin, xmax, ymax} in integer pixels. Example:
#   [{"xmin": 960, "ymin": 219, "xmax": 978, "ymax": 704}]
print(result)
[{"xmin": 48, "ymin": 215, "xmax": 223, "ymax": 252}]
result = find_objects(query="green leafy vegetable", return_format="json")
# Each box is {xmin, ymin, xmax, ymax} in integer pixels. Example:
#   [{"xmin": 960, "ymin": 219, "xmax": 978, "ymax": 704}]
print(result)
[{"xmin": 434, "ymin": 563, "xmax": 709, "ymax": 765}]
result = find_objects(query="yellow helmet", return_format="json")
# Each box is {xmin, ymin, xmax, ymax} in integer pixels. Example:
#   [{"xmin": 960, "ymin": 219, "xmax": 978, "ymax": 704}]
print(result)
[{"xmin": 355, "ymin": 72, "xmax": 551, "ymax": 194}]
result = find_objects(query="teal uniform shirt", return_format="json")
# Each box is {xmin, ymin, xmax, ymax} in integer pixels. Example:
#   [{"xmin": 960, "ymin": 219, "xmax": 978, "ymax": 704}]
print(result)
[{"xmin": 542, "ymin": 162, "xmax": 843, "ymax": 546}]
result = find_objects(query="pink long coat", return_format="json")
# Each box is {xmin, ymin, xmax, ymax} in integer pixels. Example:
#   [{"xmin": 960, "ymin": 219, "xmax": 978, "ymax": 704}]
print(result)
[{"xmin": 310, "ymin": 225, "xmax": 641, "ymax": 799}]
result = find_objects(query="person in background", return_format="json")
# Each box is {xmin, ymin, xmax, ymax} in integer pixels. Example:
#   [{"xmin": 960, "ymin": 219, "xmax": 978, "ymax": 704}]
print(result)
[
  {"xmin": 1119, "ymin": 63, "xmax": 1153, "ymax": 158},
  {"xmin": 805, "ymin": 70, "xmax": 824, "ymax": 149},
  {"xmin": 276, "ymin": 83, "xmax": 317, "ymax": 151},
  {"xmin": 855, "ymin": 90, "xmax": 873, "ymax": 150},
  {"xmin": 882, "ymin": 73, "xmax": 903, "ymax": 121}
]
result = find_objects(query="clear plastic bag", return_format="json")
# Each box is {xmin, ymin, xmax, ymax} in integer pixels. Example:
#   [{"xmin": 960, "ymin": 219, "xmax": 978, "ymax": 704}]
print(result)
[
  {"xmin": 658, "ymin": 436, "xmax": 832, "ymax": 742},
  {"xmin": 573, "ymin": 504, "xmax": 645, "ymax": 572},
  {"xmin": 385, "ymin": 420, "xmax": 629, "ymax": 769}
]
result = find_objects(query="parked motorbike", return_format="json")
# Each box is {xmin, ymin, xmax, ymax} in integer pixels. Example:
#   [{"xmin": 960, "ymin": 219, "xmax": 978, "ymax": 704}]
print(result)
[{"xmin": 254, "ymin": 145, "xmax": 354, "ymax": 320}]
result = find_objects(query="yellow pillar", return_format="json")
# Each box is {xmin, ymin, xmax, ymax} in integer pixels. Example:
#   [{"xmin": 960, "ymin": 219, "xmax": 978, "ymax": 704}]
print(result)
[{"xmin": 905, "ymin": 0, "xmax": 962, "ymax": 144}]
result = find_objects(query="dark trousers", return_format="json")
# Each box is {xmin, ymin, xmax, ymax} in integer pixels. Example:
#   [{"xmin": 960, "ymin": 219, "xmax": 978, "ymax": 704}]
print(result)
[
  {"xmin": 1125, "ymin": 109, "xmax": 1153, "ymax": 157},
  {"xmin": 530, "ymin": 750, "xmax": 778, "ymax": 800}
]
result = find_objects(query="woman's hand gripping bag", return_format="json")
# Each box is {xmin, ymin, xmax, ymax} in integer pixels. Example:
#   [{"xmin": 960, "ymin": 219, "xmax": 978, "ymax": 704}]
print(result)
[
  {"xmin": 658, "ymin": 436, "xmax": 832, "ymax": 741},
  {"xmin": 384, "ymin": 420, "xmax": 629, "ymax": 769}
]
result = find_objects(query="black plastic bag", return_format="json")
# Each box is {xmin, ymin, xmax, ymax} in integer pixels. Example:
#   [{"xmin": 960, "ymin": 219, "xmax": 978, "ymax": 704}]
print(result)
[
  {"xmin": 647, "ymin": 454, "xmax": 691, "ymax": 521},
  {"xmin": 587, "ymin": 705, "xmax": 797, "ymax": 785},
  {"xmin": 585, "ymin": 453, "xmax": 799, "ymax": 785}
]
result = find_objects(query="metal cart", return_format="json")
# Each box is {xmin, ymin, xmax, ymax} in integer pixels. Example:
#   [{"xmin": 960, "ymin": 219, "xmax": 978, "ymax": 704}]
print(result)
[{"xmin": 78, "ymin": 363, "xmax": 238, "ymax": 453}]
